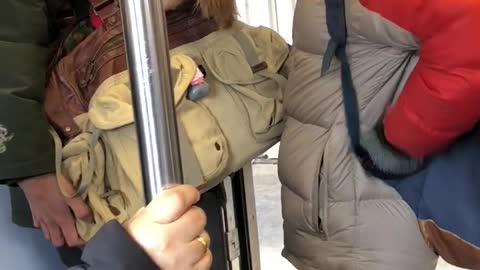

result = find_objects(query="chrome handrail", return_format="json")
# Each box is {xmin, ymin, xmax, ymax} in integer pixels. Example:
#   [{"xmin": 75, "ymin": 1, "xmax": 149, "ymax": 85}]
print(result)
[{"xmin": 120, "ymin": 0, "xmax": 183, "ymax": 203}]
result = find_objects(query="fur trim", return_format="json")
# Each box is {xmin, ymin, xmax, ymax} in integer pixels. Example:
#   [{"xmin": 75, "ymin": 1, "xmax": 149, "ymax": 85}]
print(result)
[
  {"xmin": 197, "ymin": 0, "xmax": 237, "ymax": 28},
  {"xmin": 164, "ymin": 0, "xmax": 186, "ymax": 10},
  {"xmin": 164, "ymin": 0, "xmax": 237, "ymax": 28}
]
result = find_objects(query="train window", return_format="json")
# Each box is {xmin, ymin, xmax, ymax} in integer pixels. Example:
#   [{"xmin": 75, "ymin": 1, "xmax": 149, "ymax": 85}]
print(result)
[{"xmin": 236, "ymin": 0, "xmax": 295, "ymax": 44}]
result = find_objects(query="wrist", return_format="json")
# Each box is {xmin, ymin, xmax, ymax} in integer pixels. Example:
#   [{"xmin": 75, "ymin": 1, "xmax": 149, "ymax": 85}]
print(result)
[{"xmin": 18, "ymin": 173, "xmax": 54, "ymax": 190}]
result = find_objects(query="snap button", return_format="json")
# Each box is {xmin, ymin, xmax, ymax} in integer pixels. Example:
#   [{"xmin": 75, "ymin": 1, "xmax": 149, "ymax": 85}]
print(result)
[
  {"xmin": 73, "ymin": 33, "xmax": 84, "ymax": 42},
  {"xmin": 65, "ymin": 126, "xmax": 72, "ymax": 132}
]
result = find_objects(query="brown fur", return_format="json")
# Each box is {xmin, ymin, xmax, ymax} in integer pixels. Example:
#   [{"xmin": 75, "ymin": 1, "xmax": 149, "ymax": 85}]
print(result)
[
  {"xmin": 164, "ymin": 0, "xmax": 237, "ymax": 28},
  {"xmin": 163, "ymin": 0, "xmax": 185, "ymax": 10},
  {"xmin": 196, "ymin": 0, "xmax": 237, "ymax": 28}
]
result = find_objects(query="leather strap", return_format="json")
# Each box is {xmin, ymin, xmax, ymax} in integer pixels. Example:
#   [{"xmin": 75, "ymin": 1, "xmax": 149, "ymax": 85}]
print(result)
[
  {"xmin": 231, "ymin": 31, "xmax": 285, "ymax": 100},
  {"xmin": 232, "ymin": 31, "xmax": 272, "ymax": 73},
  {"xmin": 89, "ymin": 0, "xmax": 122, "ymax": 30}
]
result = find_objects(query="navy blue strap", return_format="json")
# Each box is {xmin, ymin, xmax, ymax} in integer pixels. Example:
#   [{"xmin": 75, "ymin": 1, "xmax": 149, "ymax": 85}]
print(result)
[
  {"xmin": 322, "ymin": 0, "xmax": 425, "ymax": 180},
  {"xmin": 323, "ymin": 0, "xmax": 362, "ymax": 155}
]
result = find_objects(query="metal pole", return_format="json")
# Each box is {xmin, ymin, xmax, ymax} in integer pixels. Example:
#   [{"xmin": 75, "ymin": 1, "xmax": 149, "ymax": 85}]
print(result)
[{"xmin": 120, "ymin": 0, "xmax": 184, "ymax": 203}]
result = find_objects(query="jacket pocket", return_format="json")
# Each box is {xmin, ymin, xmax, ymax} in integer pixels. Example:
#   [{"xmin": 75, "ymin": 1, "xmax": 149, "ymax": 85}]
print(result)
[
  {"xmin": 177, "ymin": 98, "xmax": 229, "ymax": 180},
  {"xmin": 316, "ymin": 158, "xmax": 329, "ymax": 240},
  {"xmin": 278, "ymin": 118, "xmax": 328, "ymax": 237},
  {"xmin": 171, "ymin": 55, "xmax": 229, "ymax": 181}
]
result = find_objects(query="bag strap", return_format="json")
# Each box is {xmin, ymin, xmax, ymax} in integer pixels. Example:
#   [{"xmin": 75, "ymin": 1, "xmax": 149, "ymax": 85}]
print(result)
[
  {"xmin": 322, "ymin": 0, "xmax": 391, "ymax": 176},
  {"xmin": 323, "ymin": 0, "xmax": 378, "ymax": 165},
  {"xmin": 231, "ymin": 31, "xmax": 286, "ymax": 100},
  {"xmin": 51, "ymin": 126, "xmax": 102, "ymax": 199},
  {"xmin": 322, "ymin": 0, "xmax": 363, "ymax": 156},
  {"xmin": 89, "ymin": 0, "xmax": 122, "ymax": 29},
  {"xmin": 322, "ymin": 1, "xmax": 425, "ymax": 179},
  {"xmin": 232, "ymin": 31, "xmax": 267, "ymax": 73}
]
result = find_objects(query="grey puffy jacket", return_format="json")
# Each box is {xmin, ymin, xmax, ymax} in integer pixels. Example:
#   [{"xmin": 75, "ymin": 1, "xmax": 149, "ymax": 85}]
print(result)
[{"xmin": 278, "ymin": 1, "xmax": 438, "ymax": 269}]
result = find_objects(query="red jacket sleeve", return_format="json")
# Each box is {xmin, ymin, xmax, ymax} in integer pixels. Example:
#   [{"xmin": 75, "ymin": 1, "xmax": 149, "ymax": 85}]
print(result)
[{"xmin": 360, "ymin": 0, "xmax": 480, "ymax": 159}]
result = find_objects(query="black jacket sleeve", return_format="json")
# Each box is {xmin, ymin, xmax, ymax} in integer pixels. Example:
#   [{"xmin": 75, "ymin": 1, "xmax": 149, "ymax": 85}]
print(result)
[
  {"xmin": 68, "ymin": 221, "xmax": 158, "ymax": 270},
  {"xmin": 0, "ymin": 0, "xmax": 56, "ymax": 183}
]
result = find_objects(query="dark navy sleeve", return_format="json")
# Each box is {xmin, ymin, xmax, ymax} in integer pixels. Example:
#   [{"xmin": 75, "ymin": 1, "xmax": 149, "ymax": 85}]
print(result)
[{"xmin": 67, "ymin": 221, "xmax": 158, "ymax": 270}]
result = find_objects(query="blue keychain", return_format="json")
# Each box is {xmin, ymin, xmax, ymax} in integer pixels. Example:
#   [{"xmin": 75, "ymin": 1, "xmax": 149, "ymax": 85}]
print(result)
[{"xmin": 187, "ymin": 67, "xmax": 210, "ymax": 101}]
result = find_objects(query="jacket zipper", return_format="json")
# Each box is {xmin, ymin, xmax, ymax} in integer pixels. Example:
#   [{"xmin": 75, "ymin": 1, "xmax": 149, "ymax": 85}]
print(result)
[{"xmin": 84, "ymin": 34, "xmax": 125, "ymax": 86}]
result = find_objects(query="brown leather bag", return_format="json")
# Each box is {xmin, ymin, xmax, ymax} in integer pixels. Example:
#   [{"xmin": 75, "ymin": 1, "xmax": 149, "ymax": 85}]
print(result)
[{"xmin": 44, "ymin": 0, "xmax": 223, "ymax": 143}]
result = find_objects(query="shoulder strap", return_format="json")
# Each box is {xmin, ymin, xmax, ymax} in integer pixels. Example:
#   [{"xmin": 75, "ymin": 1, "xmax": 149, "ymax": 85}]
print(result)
[
  {"xmin": 231, "ymin": 31, "xmax": 286, "ymax": 100},
  {"xmin": 322, "ymin": 0, "xmax": 363, "ymax": 155},
  {"xmin": 322, "ymin": 1, "xmax": 424, "ymax": 179},
  {"xmin": 89, "ymin": 0, "xmax": 122, "ymax": 29}
]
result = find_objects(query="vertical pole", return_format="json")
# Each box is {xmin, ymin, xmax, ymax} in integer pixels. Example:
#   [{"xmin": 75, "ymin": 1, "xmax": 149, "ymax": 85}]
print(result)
[{"xmin": 120, "ymin": 0, "xmax": 183, "ymax": 203}]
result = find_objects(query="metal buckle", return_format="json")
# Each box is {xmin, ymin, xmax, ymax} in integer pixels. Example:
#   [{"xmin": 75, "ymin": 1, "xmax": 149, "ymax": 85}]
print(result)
[
  {"xmin": 91, "ymin": 0, "xmax": 115, "ymax": 16},
  {"xmin": 251, "ymin": 62, "xmax": 268, "ymax": 73}
]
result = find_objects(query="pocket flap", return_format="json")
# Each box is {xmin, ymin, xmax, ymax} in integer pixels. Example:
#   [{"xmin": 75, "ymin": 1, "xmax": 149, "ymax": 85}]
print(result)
[
  {"xmin": 203, "ymin": 34, "xmax": 256, "ymax": 85},
  {"xmin": 202, "ymin": 27, "xmax": 289, "ymax": 86},
  {"xmin": 170, "ymin": 54, "xmax": 198, "ymax": 106}
]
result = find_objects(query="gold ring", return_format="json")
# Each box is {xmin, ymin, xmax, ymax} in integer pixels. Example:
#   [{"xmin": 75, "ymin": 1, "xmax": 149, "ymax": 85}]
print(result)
[{"xmin": 196, "ymin": 235, "xmax": 208, "ymax": 248}]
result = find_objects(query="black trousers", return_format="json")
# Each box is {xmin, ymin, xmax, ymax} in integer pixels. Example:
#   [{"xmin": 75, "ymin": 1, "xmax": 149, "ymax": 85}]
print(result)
[{"xmin": 197, "ymin": 186, "xmax": 229, "ymax": 270}]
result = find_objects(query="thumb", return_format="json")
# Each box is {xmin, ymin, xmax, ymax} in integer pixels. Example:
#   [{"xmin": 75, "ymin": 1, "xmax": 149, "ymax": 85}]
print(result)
[
  {"xmin": 145, "ymin": 185, "xmax": 200, "ymax": 224},
  {"xmin": 67, "ymin": 197, "xmax": 94, "ymax": 223}
]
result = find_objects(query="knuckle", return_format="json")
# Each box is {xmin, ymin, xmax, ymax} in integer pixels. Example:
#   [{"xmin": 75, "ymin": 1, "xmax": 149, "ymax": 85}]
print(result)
[
  {"xmin": 54, "ymin": 238, "xmax": 65, "ymax": 246},
  {"xmin": 169, "ymin": 192, "xmax": 186, "ymax": 210},
  {"xmin": 191, "ymin": 207, "xmax": 207, "ymax": 227},
  {"xmin": 195, "ymin": 250, "xmax": 213, "ymax": 270},
  {"xmin": 57, "ymin": 220, "xmax": 74, "ymax": 230},
  {"xmin": 65, "ymin": 232, "xmax": 78, "ymax": 241},
  {"xmin": 67, "ymin": 239, "xmax": 81, "ymax": 247},
  {"xmin": 51, "ymin": 235, "xmax": 65, "ymax": 246},
  {"xmin": 157, "ymin": 191, "xmax": 186, "ymax": 219},
  {"xmin": 181, "ymin": 185, "xmax": 199, "ymax": 199},
  {"xmin": 77, "ymin": 209, "xmax": 91, "ymax": 219},
  {"xmin": 45, "ymin": 220, "xmax": 57, "ymax": 228},
  {"xmin": 53, "ymin": 212, "xmax": 71, "ymax": 222}
]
